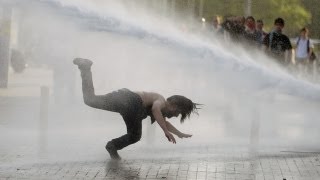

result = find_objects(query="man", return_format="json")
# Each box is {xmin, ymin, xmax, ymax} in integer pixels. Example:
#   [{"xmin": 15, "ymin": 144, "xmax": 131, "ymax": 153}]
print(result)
[
  {"xmin": 221, "ymin": 16, "xmax": 245, "ymax": 43},
  {"xmin": 243, "ymin": 16, "xmax": 260, "ymax": 46},
  {"xmin": 73, "ymin": 58, "xmax": 200, "ymax": 160},
  {"xmin": 295, "ymin": 27, "xmax": 314, "ymax": 73},
  {"xmin": 256, "ymin": 19, "xmax": 267, "ymax": 46},
  {"xmin": 211, "ymin": 15, "xmax": 223, "ymax": 34},
  {"xmin": 263, "ymin": 17, "xmax": 293, "ymax": 65}
]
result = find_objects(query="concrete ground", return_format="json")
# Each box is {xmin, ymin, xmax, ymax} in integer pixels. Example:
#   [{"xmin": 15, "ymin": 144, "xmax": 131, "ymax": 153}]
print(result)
[
  {"xmin": 1, "ymin": 145, "xmax": 320, "ymax": 180},
  {"xmin": 1, "ymin": 67, "xmax": 320, "ymax": 180}
]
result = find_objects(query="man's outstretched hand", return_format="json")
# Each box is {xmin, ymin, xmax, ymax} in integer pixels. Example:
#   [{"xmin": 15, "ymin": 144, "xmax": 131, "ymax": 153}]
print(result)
[
  {"xmin": 178, "ymin": 133, "xmax": 192, "ymax": 139},
  {"xmin": 165, "ymin": 132, "xmax": 176, "ymax": 144}
]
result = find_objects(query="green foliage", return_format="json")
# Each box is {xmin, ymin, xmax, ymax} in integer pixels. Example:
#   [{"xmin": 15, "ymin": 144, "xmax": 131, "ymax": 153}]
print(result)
[
  {"xmin": 301, "ymin": 0, "xmax": 320, "ymax": 38},
  {"xmin": 199, "ymin": 0, "xmax": 313, "ymax": 37},
  {"xmin": 252, "ymin": 0, "xmax": 311, "ymax": 36}
]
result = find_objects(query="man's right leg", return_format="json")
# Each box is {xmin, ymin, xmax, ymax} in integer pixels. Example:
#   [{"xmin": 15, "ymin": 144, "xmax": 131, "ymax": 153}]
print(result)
[
  {"xmin": 74, "ymin": 58, "xmax": 126, "ymax": 112},
  {"xmin": 73, "ymin": 58, "xmax": 107, "ymax": 109}
]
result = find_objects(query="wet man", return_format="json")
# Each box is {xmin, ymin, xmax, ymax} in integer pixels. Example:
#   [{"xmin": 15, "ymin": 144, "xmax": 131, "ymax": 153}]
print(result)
[{"xmin": 73, "ymin": 58, "xmax": 200, "ymax": 160}]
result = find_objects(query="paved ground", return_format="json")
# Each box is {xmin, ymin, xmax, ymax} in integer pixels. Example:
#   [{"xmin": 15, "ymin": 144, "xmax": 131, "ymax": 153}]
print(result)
[
  {"xmin": 1, "ymin": 67, "xmax": 320, "ymax": 180},
  {"xmin": 1, "ymin": 146, "xmax": 320, "ymax": 180}
]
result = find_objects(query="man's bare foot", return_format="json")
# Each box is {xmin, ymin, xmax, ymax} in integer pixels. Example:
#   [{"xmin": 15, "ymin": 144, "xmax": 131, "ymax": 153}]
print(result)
[
  {"xmin": 73, "ymin": 58, "xmax": 93, "ymax": 69},
  {"xmin": 105, "ymin": 142, "xmax": 121, "ymax": 160}
]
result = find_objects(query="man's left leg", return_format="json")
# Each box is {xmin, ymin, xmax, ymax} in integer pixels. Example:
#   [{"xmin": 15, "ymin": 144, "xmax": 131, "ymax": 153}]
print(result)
[{"xmin": 106, "ymin": 117, "xmax": 142, "ymax": 160}]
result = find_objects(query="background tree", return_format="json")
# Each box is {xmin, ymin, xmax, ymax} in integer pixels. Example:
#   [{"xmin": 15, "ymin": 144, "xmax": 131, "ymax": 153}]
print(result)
[
  {"xmin": 201, "ymin": 0, "xmax": 311, "ymax": 37},
  {"xmin": 143, "ymin": 0, "xmax": 318, "ymax": 39},
  {"xmin": 301, "ymin": 0, "xmax": 320, "ymax": 39}
]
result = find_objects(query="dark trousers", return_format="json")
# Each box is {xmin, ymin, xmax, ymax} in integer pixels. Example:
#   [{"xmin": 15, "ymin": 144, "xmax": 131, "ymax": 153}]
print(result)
[{"xmin": 79, "ymin": 69, "xmax": 143, "ymax": 150}]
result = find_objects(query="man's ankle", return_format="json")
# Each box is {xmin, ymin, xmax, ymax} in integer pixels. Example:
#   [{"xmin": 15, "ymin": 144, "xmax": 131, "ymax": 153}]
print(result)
[{"xmin": 106, "ymin": 142, "xmax": 121, "ymax": 160}]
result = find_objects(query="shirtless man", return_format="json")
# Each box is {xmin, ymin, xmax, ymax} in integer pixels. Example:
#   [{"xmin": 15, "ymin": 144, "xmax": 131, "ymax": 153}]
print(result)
[{"xmin": 73, "ymin": 58, "xmax": 200, "ymax": 160}]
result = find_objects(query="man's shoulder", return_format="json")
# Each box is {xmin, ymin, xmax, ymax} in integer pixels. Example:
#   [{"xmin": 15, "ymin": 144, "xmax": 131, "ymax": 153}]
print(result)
[
  {"xmin": 272, "ymin": 33, "xmax": 290, "ymax": 42},
  {"xmin": 280, "ymin": 33, "xmax": 290, "ymax": 40}
]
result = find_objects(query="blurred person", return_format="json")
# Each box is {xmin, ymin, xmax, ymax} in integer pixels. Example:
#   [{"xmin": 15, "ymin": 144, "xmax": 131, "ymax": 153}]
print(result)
[
  {"xmin": 236, "ymin": 16, "xmax": 246, "ymax": 27},
  {"xmin": 243, "ymin": 16, "xmax": 260, "ymax": 46},
  {"xmin": 234, "ymin": 16, "xmax": 246, "ymax": 42},
  {"xmin": 221, "ymin": 16, "xmax": 245, "ymax": 43},
  {"xmin": 295, "ymin": 27, "xmax": 315, "ymax": 76},
  {"xmin": 256, "ymin": 19, "xmax": 267, "ymax": 46},
  {"xmin": 263, "ymin": 17, "xmax": 293, "ymax": 66},
  {"xmin": 211, "ymin": 15, "xmax": 223, "ymax": 34},
  {"xmin": 73, "ymin": 58, "xmax": 200, "ymax": 160}
]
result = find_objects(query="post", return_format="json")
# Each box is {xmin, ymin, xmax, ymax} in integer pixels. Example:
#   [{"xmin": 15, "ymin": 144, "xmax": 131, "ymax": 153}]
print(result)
[
  {"xmin": 170, "ymin": 0, "xmax": 176, "ymax": 18},
  {"xmin": 188, "ymin": 0, "xmax": 196, "ymax": 19},
  {"xmin": 249, "ymin": 97, "xmax": 260, "ymax": 151},
  {"xmin": 162, "ymin": 0, "xmax": 168, "ymax": 17},
  {"xmin": 0, "ymin": 6, "xmax": 12, "ymax": 88},
  {"xmin": 39, "ymin": 86, "xmax": 49, "ymax": 154},
  {"xmin": 199, "ymin": 0, "xmax": 204, "ymax": 19},
  {"xmin": 245, "ymin": 0, "xmax": 252, "ymax": 16}
]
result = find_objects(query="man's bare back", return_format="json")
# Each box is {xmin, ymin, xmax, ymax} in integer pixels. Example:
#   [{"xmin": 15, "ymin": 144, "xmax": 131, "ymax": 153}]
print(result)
[{"xmin": 134, "ymin": 91, "xmax": 165, "ymax": 108}]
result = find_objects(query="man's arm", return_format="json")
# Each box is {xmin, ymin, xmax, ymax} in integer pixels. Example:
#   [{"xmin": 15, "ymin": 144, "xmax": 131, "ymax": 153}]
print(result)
[
  {"xmin": 261, "ymin": 34, "xmax": 269, "ymax": 52},
  {"xmin": 285, "ymin": 36, "xmax": 293, "ymax": 63},
  {"xmin": 165, "ymin": 121, "xmax": 192, "ymax": 138},
  {"xmin": 308, "ymin": 41, "xmax": 314, "ymax": 59},
  {"xmin": 152, "ymin": 101, "xmax": 176, "ymax": 143},
  {"xmin": 284, "ymin": 49, "xmax": 292, "ymax": 64}
]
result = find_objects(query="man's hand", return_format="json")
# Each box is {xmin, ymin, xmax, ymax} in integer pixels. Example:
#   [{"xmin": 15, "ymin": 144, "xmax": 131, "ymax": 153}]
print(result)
[
  {"xmin": 178, "ymin": 133, "xmax": 192, "ymax": 139},
  {"xmin": 165, "ymin": 132, "xmax": 176, "ymax": 144}
]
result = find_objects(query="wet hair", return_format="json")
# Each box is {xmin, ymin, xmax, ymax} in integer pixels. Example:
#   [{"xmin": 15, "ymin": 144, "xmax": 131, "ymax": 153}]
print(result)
[
  {"xmin": 167, "ymin": 95, "xmax": 200, "ymax": 123},
  {"xmin": 274, "ymin": 17, "xmax": 284, "ymax": 26}
]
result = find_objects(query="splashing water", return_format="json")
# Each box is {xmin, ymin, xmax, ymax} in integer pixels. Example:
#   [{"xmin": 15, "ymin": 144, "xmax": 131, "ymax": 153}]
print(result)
[{"xmin": 2, "ymin": 0, "xmax": 320, "ymax": 164}]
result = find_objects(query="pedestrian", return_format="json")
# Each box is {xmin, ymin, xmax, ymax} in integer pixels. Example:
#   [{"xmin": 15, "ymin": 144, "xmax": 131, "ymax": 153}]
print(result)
[
  {"xmin": 262, "ymin": 17, "xmax": 293, "ymax": 66},
  {"xmin": 295, "ymin": 27, "xmax": 315, "ymax": 76},
  {"xmin": 243, "ymin": 16, "xmax": 260, "ymax": 46},
  {"xmin": 256, "ymin": 19, "xmax": 267, "ymax": 46}
]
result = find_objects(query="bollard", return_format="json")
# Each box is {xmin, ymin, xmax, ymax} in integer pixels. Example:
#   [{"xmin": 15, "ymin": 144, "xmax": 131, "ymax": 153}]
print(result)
[
  {"xmin": 0, "ymin": 6, "xmax": 12, "ymax": 88},
  {"xmin": 40, "ymin": 86, "xmax": 49, "ymax": 122},
  {"xmin": 249, "ymin": 97, "xmax": 260, "ymax": 152},
  {"xmin": 39, "ymin": 86, "xmax": 49, "ymax": 155}
]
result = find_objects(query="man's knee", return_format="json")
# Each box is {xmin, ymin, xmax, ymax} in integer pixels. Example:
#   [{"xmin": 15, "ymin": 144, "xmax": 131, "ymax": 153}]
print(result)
[
  {"xmin": 128, "ymin": 133, "xmax": 142, "ymax": 144},
  {"xmin": 83, "ymin": 96, "xmax": 97, "ymax": 107}
]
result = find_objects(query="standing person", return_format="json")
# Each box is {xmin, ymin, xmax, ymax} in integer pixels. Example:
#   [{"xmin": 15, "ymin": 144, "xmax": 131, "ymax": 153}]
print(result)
[
  {"xmin": 243, "ymin": 16, "xmax": 260, "ymax": 46},
  {"xmin": 211, "ymin": 15, "xmax": 223, "ymax": 35},
  {"xmin": 256, "ymin": 19, "xmax": 267, "ymax": 46},
  {"xmin": 73, "ymin": 58, "xmax": 200, "ymax": 160},
  {"xmin": 295, "ymin": 27, "xmax": 314, "ymax": 75},
  {"xmin": 263, "ymin": 18, "xmax": 293, "ymax": 66},
  {"xmin": 221, "ymin": 16, "xmax": 245, "ymax": 43}
]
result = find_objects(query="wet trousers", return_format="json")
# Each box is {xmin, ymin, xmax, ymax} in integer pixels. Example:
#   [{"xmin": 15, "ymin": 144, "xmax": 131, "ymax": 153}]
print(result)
[{"xmin": 79, "ymin": 69, "xmax": 147, "ymax": 150}]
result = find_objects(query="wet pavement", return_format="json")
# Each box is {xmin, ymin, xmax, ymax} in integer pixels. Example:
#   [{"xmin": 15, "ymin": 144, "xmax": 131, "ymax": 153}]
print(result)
[
  {"xmin": 1, "ymin": 145, "xmax": 320, "ymax": 180},
  {"xmin": 1, "ymin": 67, "xmax": 320, "ymax": 180}
]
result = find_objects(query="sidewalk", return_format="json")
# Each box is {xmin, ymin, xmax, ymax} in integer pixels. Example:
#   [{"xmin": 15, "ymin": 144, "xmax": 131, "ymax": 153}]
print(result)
[
  {"xmin": 1, "ymin": 145, "xmax": 320, "ymax": 180},
  {"xmin": 1, "ymin": 67, "xmax": 320, "ymax": 180}
]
